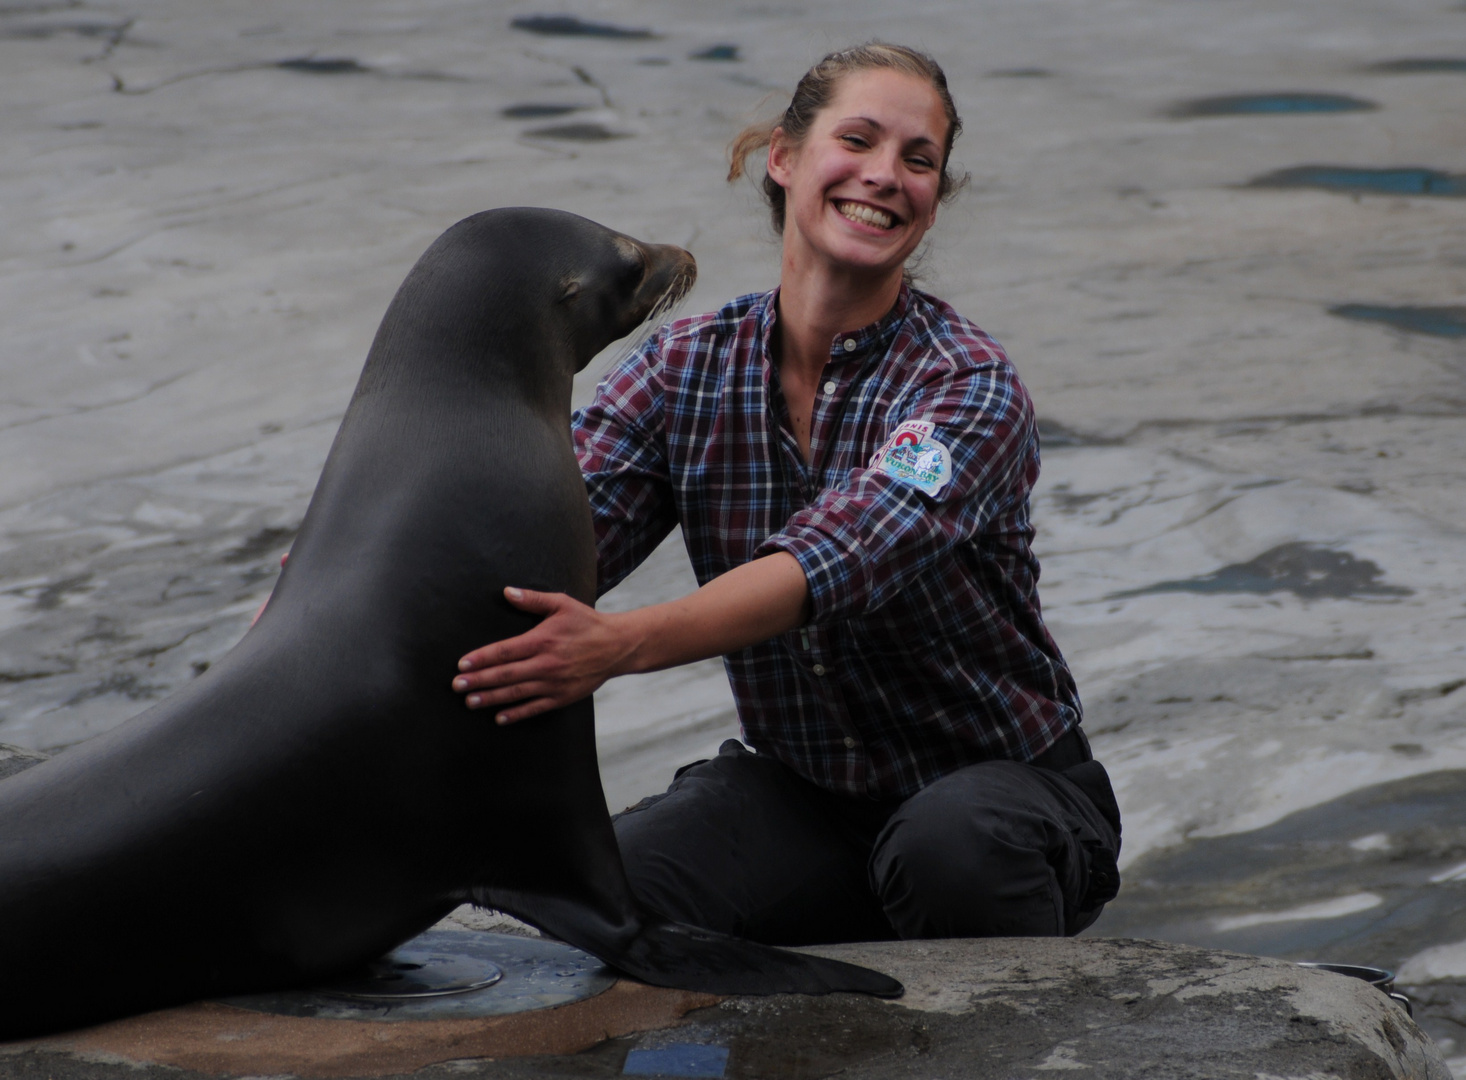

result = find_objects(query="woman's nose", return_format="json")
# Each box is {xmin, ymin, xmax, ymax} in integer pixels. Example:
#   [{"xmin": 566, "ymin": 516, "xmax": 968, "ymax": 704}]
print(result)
[{"xmin": 861, "ymin": 149, "xmax": 900, "ymax": 190}]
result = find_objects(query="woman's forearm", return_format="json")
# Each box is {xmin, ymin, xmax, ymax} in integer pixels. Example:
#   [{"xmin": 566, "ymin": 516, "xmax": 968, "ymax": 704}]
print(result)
[
  {"xmin": 614, "ymin": 552, "xmax": 810, "ymax": 675},
  {"xmin": 453, "ymin": 552, "xmax": 810, "ymax": 722}
]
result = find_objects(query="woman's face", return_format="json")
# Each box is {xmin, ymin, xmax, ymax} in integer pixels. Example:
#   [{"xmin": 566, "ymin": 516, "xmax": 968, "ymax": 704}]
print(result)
[{"xmin": 768, "ymin": 68, "xmax": 948, "ymax": 281}]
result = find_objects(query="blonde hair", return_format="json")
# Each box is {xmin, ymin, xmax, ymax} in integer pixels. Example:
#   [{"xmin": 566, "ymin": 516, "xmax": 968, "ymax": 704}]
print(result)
[{"xmin": 728, "ymin": 43, "xmax": 966, "ymax": 234}]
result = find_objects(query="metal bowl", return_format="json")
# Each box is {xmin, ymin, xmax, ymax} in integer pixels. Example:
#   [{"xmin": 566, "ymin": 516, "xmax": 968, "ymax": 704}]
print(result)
[{"xmin": 1298, "ymin": 962, "xmax": 1412, "ymax": 1017}]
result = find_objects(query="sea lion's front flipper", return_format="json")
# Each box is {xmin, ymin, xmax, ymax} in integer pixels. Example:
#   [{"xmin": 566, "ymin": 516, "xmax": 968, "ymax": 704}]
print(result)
[{"xmin": 476, "ymin": 890, "xmax": 903, "ymax": 999}]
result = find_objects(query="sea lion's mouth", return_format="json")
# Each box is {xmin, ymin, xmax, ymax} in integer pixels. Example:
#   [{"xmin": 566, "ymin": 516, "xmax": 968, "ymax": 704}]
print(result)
[{"xmin": 631, "ymin": 242, "xmax": 698, "ymax": 328}]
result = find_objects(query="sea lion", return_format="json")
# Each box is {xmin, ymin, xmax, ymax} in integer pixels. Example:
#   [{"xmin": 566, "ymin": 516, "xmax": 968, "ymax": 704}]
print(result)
[{"xmin": 0, "ymin": 208, "xmax": 901, "ymax": 1041}]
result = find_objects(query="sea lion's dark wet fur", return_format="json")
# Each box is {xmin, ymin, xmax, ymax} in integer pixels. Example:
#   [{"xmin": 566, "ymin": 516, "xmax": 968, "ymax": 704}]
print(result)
[{"xmin": 0, "ymin": 209, "xmax": 901, "ymax": 1040}]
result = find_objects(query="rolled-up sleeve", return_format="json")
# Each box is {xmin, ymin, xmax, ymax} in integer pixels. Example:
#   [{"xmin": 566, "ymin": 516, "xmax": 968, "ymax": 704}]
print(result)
[
  {"xmin": 572, "ymin": 336, "xmax": 679, "ymax": 597},
  {"xmin": 757, "ymin": 361, "xmax": 1036, "ymax": 622}
]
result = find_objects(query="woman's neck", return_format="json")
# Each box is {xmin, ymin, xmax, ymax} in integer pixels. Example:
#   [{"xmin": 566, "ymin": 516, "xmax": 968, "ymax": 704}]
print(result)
[{"xmin": 774, "ymin": 250, "xmax": 903, "ymax": 381}]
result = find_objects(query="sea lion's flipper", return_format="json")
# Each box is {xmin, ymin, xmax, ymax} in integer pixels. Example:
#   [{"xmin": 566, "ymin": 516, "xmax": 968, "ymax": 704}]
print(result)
[
  {"xmin": 476, "ymin": 890, "xmax": 903, "ymax": 999},
  {"xmin": 608, "ymin": 917, "xmax": 905, "ymax": 998}
]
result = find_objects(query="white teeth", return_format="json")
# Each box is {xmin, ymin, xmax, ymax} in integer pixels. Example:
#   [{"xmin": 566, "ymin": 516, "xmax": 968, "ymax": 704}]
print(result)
[{"xmin": 837, "ymin": 202, "xmax": 894, "ymax": 229}]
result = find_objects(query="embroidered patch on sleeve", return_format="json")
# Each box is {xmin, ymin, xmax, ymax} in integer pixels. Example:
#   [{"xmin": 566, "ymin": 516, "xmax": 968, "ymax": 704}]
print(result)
[{"xmin": 871, "ymin": 419, "xmax": 952, "ymax": 496}]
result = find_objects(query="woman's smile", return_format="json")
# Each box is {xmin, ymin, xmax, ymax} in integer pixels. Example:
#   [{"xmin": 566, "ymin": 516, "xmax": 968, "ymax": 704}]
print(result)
[{"xmin": 769, "ymin": 67, "xmax": 949, "ymax": 282}]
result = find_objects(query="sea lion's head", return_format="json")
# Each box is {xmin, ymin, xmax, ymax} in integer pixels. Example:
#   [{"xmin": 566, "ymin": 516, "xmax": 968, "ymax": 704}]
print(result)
[{"xmin": 368, "ymin": 209, "xmax": 696, "ymax": 390}]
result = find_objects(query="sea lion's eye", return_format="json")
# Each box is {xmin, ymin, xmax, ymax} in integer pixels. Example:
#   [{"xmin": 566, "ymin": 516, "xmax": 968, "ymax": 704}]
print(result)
[{"xmin": 558, "ymin": 280, "xmax": 582, "ymax": 304}]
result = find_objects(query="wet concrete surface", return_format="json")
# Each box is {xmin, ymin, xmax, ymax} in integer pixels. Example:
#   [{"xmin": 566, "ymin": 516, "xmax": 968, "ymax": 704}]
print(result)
[{"xmin": 3, "ymin": 0, "xmax": 1466, "ymax": 1070}]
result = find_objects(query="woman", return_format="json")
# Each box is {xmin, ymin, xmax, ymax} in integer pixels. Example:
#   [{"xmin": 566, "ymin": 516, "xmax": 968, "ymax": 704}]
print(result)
[{"xmin": 452, "ymin": 43, "xmax": 1120, "ymax": 944}]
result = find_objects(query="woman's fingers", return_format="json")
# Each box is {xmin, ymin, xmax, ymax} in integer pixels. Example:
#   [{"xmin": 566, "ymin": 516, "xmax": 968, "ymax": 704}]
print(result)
[{"xmin": 451, "ymin": 587, "xmax": 624, "ymax": 721}]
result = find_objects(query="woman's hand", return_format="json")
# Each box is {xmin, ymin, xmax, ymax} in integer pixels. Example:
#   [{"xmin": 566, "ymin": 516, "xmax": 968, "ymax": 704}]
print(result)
[
  {"xmin": 453, "ymin": 553, "xmax": 810, "ymax": 725},
  {"xmin": 452, "ymin": 588, "xmax": 638, "ymax": 724}
]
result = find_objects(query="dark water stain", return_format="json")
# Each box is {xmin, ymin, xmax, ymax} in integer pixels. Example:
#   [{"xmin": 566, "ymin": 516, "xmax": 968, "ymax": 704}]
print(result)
[
  {"xmin": 1248, "ymin": 165, "xmax": 1466, "ymax": 197},
  {"xmin": 1169, "ymin": 91, "xmax": 1376, "ymax": 117},
  {"xmin": 509, "ymin": 15, "xmax": 654, "ymax": 39},
  {"xmin": 1329, "ymin": 303, "xmax": 1466, "ymax": 339},
  {"xmin": 1111, "ymin": 542, "xmax": 1412, "ymax": 601},
  {"xmin": 1036, "ymin": 418, "xmax": 1122, "ymax": 448},
  {"xmin": 523, "ymin": 121, "xmax": 626, "ymax": 141},
  {"xmin": 25, "ymin": 573, "xmax": 94, "ymax": 611},
  {"xmin": 277, "ymin": 57, "xmax": 370, "ymax": 75},
  {"xmin": 690, "ymin": 43, "xmax": 739, "ymax": 61},
  {"xmin": 224, "ymin": 525, "xmax": 298, "ymax": 565},
  {"xmin": 636, "ymin": 57, "xmax": 670, "ymax": 66},
  {"xmin": 1368, "ymin": 57, "xmax": 1466, "ymax": 74},
  {"xmin": 988, "ymin": 67, "xmax": 1052, "ymax": 78},
  {"xmin": 63, "ymin": 671, "xmax": 163, "ymax": 706},
  {"xmin": 0, "ymin": 18, "xmax": 125, "ymax": 39},
  {"xmin": 501, "ymin": 102, "xmax": 584, "ymax": 119}
]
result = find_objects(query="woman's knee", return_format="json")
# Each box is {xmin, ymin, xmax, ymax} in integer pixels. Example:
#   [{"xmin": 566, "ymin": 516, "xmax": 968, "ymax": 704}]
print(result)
[{"xmin": 869, "ymin": 764, "xmax": 1083, "ymax": 939}]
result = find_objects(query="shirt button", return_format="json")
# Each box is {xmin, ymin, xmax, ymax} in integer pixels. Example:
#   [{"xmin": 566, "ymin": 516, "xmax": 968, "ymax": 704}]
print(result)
[
  {"xmin": 843, "ymin": 736, "xmax": 856, "ymax": 749},
  {"xmin": 842, "ymin": 337, "xmax": 857, "ymax": 352},
  {"xmin": 822, "ymin": 380, "xmax": 837, "ymax": 394},
  {"xmin": 812, "ymin": 663, "xmax": 826, "ymax": 676}
]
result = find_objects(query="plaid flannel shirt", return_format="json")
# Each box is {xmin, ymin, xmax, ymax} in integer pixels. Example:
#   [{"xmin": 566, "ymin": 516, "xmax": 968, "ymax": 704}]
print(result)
[{"xmin": 573, "ymin": 285, "xmax": 1080, "ymax": 799}]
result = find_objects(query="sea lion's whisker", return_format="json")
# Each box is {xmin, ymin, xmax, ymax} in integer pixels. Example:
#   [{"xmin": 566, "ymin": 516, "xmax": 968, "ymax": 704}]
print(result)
[{"xmin": 598, "ymin": 272, "xmax": 694, "ymax": 374}]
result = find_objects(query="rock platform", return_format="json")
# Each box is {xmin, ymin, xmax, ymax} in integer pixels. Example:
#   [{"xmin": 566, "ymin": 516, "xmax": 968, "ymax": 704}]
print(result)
[{"xmin": 1, "ymin": 937, "xmax": 1447, "ymax": 1079}]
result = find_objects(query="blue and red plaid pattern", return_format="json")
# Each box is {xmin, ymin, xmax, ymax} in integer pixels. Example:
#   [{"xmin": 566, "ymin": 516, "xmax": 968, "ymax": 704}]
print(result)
[{"xmin": 573, "ymin": 285, "xmax": 1080, "ymax": 799}]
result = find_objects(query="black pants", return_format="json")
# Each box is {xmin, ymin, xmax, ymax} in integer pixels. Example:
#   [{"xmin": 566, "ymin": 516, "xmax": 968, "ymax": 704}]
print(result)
[{"xmin": 612, "ymin": 733, "xmax": 1121, "ymax": 946}]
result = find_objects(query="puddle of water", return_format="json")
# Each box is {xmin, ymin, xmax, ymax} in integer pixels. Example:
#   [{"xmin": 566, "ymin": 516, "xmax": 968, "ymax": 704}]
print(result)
[
  {"xmin": 277, "ymin": 57, "xmax": 369, "ymax": 75},
  {"xmin": 1368, "ymin": 57, "xmax": 1466, "ymax": 74},
  {"xmin": 509, "ymin": 15, "xmax": 654, "ymax": 39},
  {"xmin": 1248, "ymin": 165, "xmax": 1466, "ymax": 197},
  {"xmin": 1329, "ymin": 303, "xmax": 1466, "ymax": 339},
  {"xmin": 1112, "ymin": 542, "xmax": 1412, "ymax": 600},
  {"xmin": 501, "ymin": 103, "xmax": 585, "ymax": 119},
  {"xmin": 523, "ymin": 122, "xmax": 627, "ymax": 142},
  {"xmin": 689, "ymin": 44, "xmax": 739, "ymax": 61},
  {"xmin": 1170, "ymin": 92, "xmax": 1376, "ymax": 117}
]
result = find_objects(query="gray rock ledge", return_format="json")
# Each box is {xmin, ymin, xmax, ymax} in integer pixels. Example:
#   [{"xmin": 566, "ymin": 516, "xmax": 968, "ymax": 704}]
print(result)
[{"xmin": 0, "ymin": 936, "xmax": 1447, "ymax": 1079}]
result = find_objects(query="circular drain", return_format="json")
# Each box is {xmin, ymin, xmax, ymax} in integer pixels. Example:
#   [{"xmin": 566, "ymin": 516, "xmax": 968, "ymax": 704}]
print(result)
[
  {"xmin": 224, "ymin": 930, "xmax": 616, "ymax": 1021},
  {"xmin": 320, "ymin": 945, "xmax": 502, "ymax": 1000}
]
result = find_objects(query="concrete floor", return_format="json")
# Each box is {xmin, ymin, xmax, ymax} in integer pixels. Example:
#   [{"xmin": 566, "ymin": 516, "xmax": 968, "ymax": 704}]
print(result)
[{"xmin": 1, "ymin": 0, "xmax": 1464, "ymax": 1069}]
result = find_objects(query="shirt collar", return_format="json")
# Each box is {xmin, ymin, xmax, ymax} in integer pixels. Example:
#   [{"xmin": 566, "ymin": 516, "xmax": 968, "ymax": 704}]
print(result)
[{"xmin": 755, "ymin": 283, "xmax": 912, "ymax": 366}]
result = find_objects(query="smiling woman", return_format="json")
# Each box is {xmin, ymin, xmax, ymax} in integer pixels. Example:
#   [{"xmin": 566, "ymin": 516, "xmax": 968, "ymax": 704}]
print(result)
[{"xmin": 452, "ymin": 43, "xmax": 1121, "ymax": 948}]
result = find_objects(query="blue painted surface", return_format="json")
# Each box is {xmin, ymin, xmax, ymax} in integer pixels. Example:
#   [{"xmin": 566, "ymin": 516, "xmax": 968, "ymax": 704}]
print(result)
[
  {"xmin": 690, "ymin": 44, "xmax": 739, "ymax": 61},
  {"xmin": 1369, "ymin": 57, "xmax": 1466, "ymax": 73},
  {"xmin": 1330, "ymin": 303, "xmax": 1466, "ymax": 338},
  {"xmin": 624, "ymin": 1044, "xmax": 730, "ymax": 1078},
  {"xmin": 278, "ymin": 57, "xmax": 369, "ymax": 75},
  {"xmin": 1249, "ymin": 165, "xmax": 1466, "ymax": 197},
  {"xmin": 1172, "ymin": 92, "xmax": 1375, "ymax": 116}
]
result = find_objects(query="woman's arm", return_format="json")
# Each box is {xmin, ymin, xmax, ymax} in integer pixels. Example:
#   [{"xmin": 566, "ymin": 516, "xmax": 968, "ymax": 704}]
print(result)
[{"xmin": 452, "ymin": 552, "xmax": 809, "ymax": 724}]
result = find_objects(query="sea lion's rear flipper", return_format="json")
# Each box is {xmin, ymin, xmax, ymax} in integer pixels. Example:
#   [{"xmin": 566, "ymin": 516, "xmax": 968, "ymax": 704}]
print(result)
[
  {"xmin": 610, "ymin": 917, "xmax": 904, "ymax": 999},
  {"xmin": 475, "ymin": 890, "xmax": 902, "ymax": 999}
]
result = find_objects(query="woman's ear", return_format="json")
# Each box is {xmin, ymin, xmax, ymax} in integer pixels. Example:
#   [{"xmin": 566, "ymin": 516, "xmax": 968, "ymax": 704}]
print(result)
[{"xmin": 766, "ymin": 127, "xmax": 794, "ymax": 189}]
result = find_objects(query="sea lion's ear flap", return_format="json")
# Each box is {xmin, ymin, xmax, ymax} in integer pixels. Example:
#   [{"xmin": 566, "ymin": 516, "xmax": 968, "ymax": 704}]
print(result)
[{"xmin": 558, "ymin": 280, "xmax": 582, "ymax": 304}]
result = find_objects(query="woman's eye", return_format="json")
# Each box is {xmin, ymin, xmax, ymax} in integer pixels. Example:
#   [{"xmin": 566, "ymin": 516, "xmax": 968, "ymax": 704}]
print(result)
[
  {"xmin": 907, "ymin": 156, "xmax": 935, "ymax": 170},
  {"xmin": 840, "ymin": 134, "xmax": 869, "ymax": 148}
]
